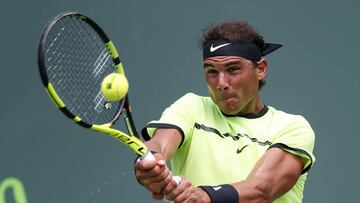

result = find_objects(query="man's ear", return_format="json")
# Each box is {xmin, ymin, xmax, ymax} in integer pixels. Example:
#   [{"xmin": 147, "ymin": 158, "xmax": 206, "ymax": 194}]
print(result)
[{"xmin": 256, "ymin": 58, "xmax": 268, "ymax": 80}]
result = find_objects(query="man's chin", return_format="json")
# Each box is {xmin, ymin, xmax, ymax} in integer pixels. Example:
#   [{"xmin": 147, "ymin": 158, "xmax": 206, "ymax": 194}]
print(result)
[
  {"xmin": 217, "ymin": 101, "xmax": 241, "ymax": 114},
  {"xmin": 226, "ymin": 112, "xmax": 240, "ymax": 116},
  {"xmin": 219, "ymin": 106, "xmax": 241, "ymax": 116}
]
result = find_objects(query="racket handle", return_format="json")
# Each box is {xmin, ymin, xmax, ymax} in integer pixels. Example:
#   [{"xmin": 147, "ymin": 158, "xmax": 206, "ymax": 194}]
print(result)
[
  {"xmin": 172, "ymin": 175, "xmax": 181, "ymax": 185},
  {"xmin": 141, "ymin": 151, "xmax": 181, "ymax": 185},
  {"xmin": 141, "ymin": 151, "xmax": 156, "ymax": 161}
]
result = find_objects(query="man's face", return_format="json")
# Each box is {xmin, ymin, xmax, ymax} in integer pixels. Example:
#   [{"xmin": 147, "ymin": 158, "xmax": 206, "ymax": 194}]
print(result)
[{"xmin": 204, "ymin": 56, "xmax": 267, "ymax": 115}]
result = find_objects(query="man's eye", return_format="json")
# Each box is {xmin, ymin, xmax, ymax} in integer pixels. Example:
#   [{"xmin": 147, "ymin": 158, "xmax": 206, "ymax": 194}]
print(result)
[
  {"xmin": 207, "ymin": 69, "xmax": 218, "ymax": 76},
  {"xmin": 228, "ymin": 67, "xmax": 240, "ymax": 73}
]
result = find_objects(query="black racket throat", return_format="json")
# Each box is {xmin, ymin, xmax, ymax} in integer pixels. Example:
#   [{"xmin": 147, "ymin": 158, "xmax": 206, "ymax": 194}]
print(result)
[{"xmin": 122, "ymin": 96, "xmax": 140, "ymax": 138}]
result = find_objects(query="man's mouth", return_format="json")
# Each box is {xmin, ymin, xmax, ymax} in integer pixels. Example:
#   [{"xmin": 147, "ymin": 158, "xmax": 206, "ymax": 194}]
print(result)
[{"xmin": 218, "ymin": 95, "xmax": 234, "ymax": 101}]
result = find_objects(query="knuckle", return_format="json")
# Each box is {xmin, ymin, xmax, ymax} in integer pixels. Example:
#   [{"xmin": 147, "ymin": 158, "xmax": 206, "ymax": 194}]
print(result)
[
  {"xmin": 153, "ymin": 166, "xmax": 163, "ymax": 175},
  {"xmin": 149, "ymin": 185, "xmax": 159, "ymax": 193},
  {"xmin": 165, "ymin": 174, "xmax": 172, "ymax": 183}
]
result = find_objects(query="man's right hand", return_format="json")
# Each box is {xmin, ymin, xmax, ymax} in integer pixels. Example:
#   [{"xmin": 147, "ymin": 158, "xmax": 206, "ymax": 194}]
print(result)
[{"xmin": 134, "ymin": 153, "xmax": 174, "ymax": 198}]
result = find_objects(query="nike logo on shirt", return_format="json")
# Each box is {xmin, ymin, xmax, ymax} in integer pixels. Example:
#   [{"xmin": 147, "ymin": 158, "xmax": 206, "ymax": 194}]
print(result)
[
  {"xmin": 210, "ymin": 43, "xmax": 231, "ymax": 52},
  {"xmin": 236, "ymin": 145, "xmax": 249, "ymax": 154}
]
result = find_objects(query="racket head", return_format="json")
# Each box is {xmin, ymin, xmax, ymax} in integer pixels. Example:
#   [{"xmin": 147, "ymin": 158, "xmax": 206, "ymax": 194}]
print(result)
[{"xmin": 37, "ymin": 11, "xmax": 126, "ymax": 128}]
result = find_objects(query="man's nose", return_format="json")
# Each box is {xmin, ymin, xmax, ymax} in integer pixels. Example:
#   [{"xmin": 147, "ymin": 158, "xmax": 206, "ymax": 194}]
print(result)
[{"xmin": 217, "ymin": 73, "xmax": 229, "ymax": 91}]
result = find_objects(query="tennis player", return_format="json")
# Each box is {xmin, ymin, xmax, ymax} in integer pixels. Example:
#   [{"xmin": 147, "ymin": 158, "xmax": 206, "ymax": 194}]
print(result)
[{"xmin": 135, "ymin": 21, "xmax": 315, "ymax": 203}]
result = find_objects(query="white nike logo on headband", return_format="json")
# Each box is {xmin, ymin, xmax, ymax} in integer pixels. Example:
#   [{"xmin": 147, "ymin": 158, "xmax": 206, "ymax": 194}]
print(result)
[
  {"xmin": 210, "ymin": 43, "xmax": 231, "ymax": 52},
  {"xmin": 213, "ymin": 186, "xmax": 222, "ymax": 191}
]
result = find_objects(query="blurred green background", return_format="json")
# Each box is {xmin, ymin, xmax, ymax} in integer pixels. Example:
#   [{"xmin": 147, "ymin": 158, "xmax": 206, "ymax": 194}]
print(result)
[{"xmin": 1, "ymin": 0, "xmax": 359, "ymax": 202}]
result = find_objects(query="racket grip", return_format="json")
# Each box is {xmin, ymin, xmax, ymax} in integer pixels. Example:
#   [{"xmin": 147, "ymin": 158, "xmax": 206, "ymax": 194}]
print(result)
[
  {"xmin": 141, "ymin": 151, "xmax": 181, "ymax": 186},
  {"xmin": 141, "ymin": 151, "xmax": 156, "ymax": 161},
  {"xmin": 172, "ymin": 175, "xmax": 181, "ymax": 185}
]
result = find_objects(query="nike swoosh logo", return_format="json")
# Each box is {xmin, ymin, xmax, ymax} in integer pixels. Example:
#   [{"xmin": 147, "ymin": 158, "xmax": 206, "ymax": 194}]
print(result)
[
  {"xmin": 213, "ymin": 186, "xmax": 222, "ymax": 191},
  {"xmin": 210, "ymin": 43, "xmax": 231, "ymax": 52},
  {"xmin": 236, "ymin": 145, "xmax": 249, "ymax": 154}
]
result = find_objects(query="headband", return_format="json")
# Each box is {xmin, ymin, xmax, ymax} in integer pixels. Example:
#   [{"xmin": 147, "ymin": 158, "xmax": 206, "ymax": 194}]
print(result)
[{"xmin": 203, "ymin": 39, "xmax": 282, "ymax": 62}]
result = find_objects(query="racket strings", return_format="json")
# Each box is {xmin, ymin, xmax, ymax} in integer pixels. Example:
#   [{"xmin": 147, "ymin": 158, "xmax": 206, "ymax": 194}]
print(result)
[{"xmin": 43, "ymin": 15, "xmax": 120, "ymax": 125}]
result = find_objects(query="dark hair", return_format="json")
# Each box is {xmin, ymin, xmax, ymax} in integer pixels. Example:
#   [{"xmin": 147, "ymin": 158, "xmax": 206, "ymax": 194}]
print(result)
[{"xmin": 200, "ymin": 21, "xmax": 267, "ymax": 89}]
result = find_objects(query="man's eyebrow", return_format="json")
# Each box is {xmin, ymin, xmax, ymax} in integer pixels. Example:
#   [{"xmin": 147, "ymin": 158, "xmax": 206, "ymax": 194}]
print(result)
[
  {"xmin": 203, "ymin": 62, "xmax": 214, "ymax": 67},
  {"xmin": 224, "ymin": 61, "xmax": 243, "ymax": 67},
  {"xmin": 203, "ymin": 59, "xmax": 246, "ymax": 67}
]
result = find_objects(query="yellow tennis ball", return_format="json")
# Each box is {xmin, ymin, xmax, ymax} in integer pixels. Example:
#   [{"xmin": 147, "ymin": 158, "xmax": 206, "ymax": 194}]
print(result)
[{"xmin": 101, "ymin": 73, "xmax": 129, "ymax": 101}]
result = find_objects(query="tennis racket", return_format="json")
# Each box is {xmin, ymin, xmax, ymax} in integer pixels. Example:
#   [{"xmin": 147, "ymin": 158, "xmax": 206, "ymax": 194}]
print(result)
[{"xmin": 37, "ymin": 11, "xmax": 180, "ymax": 189}]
